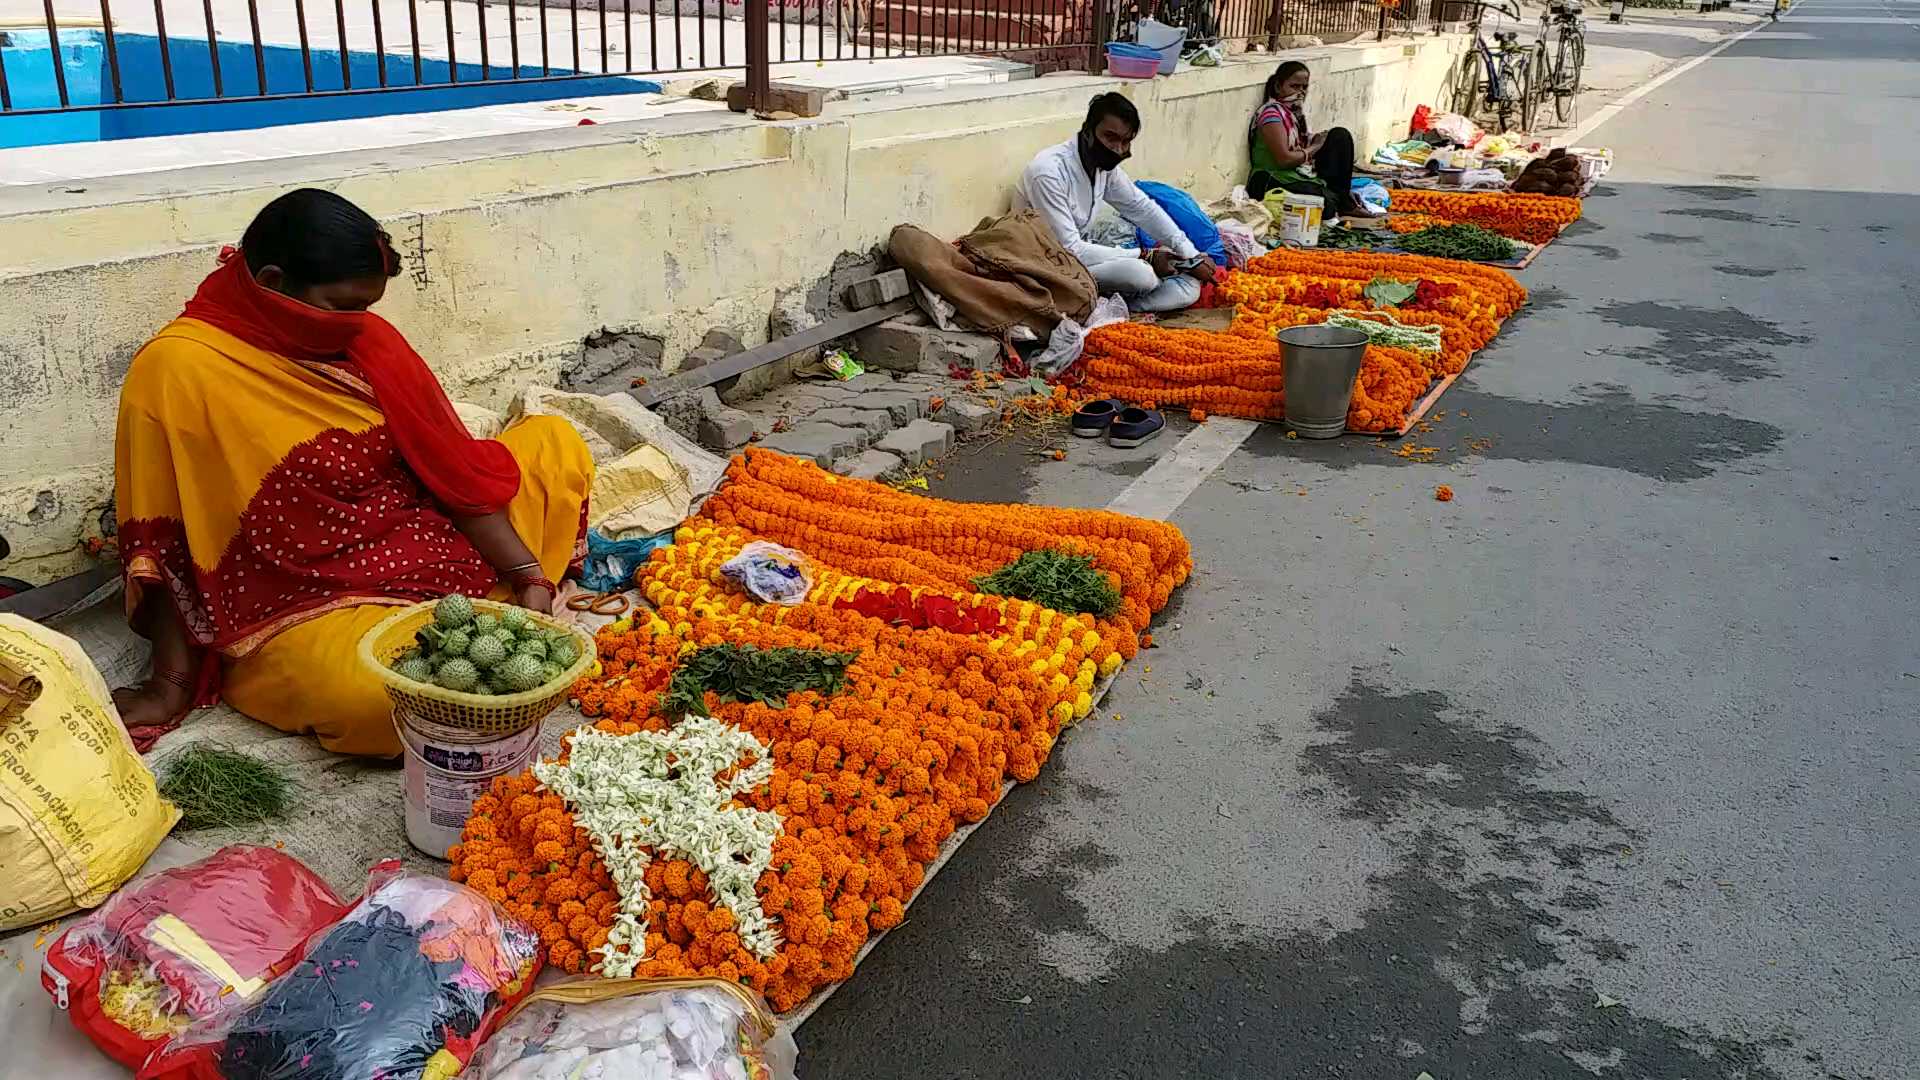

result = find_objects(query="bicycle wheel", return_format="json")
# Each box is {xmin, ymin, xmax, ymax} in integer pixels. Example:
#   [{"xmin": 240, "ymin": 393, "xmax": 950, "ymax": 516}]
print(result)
[
  {"xmin": 1551, "ymin": 31, "xmax": 1576, "ymax": 122},
  {"xmin": 1568, "ymin": 31, "xmax": 1585, "ymax": 94},
  {"xmin": 1452, "ymin": 47, "xmax": 1484, "ymax": 117},
  {"xmin": 1517, "ymin": 49, "xmax": 1538, "ymax": 133}
]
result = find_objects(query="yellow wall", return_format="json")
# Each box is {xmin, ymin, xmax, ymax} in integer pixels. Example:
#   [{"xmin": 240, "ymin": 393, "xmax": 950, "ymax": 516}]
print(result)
[{"xmin": 0, "ymin": 39, "xmax": 1461, "ymax": 581}]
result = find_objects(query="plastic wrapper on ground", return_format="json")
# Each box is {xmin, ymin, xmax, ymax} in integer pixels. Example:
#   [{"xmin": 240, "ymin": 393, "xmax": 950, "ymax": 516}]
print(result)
[
  {"xmin": 142, "ymin": 866, "xmax": 541, "ymax": 1080},
  {"xmin": 41, "ymin": 845, "xmax": 349, "ymax": 1070},
  {"xmin": 465, "ymin": 978, "xmax": 798, "ymax": 1080}
]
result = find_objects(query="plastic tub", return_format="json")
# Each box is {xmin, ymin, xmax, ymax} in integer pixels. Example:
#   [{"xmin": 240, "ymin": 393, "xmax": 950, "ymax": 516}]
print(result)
[
  {"xmin": 1134, "ymin": 17, "xmax": 1187, "ymax": 74},
  {"xmin": 1106, "ymin": 43, "xmax": 1161, "ymax": 78}
]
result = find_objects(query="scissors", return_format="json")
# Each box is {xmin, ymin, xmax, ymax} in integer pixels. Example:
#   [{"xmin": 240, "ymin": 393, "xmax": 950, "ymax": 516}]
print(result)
[{"xmin": 565, "ymin": 592, "xmax": 631, "ymax": 616}]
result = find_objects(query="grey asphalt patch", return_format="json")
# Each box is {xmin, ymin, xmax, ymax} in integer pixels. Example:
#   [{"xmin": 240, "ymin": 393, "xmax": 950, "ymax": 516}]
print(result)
[
  {"xmin": 1672, "ymin": 183, "xmax": 1760, "ymax": 201},
  {"xmin": 1641, "ymin": 231, "xmax": 1706, "ymax": 244},
  {"xmin": 1561, "ymin": 241, "xmax": 1623, "ymax": 259},
  {"xmin": 1595, "ymin": 299, "xmax": 1803, "ymax": 382},
  {"xmin": 1713, "ymin": 264, "xmax": 1781, "ymax": 277},
  {"xmin": 1662, "ymin": 206, "xmax": 1782, "ymax": 225}
]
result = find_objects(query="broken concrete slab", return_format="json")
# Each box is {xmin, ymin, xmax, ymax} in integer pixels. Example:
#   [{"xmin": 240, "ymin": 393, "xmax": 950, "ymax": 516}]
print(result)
[
  {"xmin": 934, "ymin": 397, "xmax": 999, "ymax": 436},
  {"xmin": 567, "ymin": 328, "xmax": 664, "ymax": 392},
  {"xmin": 810, "ymin": 407, "xmax": 893, "ymax": 441},
  {"xmin": 836, "ymin": 448, "xmax": 905, "ymax": 482},
  {"xmin": 854, "ymin": 316, "xmax": 1001, "ymax": 374},
  {"xmin": 756, "ymin": 422, "xmax": 865, "ymax": 468},
  {"xmin": 875, "ymin": 418, "xmax": 955, "ymax": 466},
  {"xmin": 697, "ymin": 390, "xmax": 757, "ymax": 450}
]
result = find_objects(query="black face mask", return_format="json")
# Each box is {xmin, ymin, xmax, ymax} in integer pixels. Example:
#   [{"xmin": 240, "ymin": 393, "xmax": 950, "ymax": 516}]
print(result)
[{"xmin": 1078, "ymin": 129, "xmax": 1130, "ymax": 174}]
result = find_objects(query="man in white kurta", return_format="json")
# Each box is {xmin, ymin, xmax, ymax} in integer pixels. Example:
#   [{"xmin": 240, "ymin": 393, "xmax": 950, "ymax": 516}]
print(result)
[{"xmin": 1012, "ymin": 92, "xmax": 1218, "ymax": 314}]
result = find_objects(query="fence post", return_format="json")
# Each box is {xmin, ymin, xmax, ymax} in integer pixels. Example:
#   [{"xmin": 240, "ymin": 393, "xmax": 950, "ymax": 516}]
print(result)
[
  {"xmin": 1377, "ymin": 1, "xmax": 1386, "ymax": 39},
  {"xmin": 1264, "ymin": 0, "xmax": 1285, "ymax": 50},
  {"xmin": 746, "ymin": 0, "xmax": 772, "ymax": 111},
  {"xmin": 1089, "ymin": 0, "xmax": 1111, "ymax": 72}
]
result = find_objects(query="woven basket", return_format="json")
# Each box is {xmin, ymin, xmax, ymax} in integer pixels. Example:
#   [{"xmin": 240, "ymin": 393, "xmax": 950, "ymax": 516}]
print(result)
[{"xmin": 357, "ymin": 599, "xmax": 597, "ymax": 737}]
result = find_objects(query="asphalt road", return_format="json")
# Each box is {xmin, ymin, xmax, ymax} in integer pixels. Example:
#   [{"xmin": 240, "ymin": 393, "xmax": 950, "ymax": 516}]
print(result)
[{"xmin": 799, "ymin": 5, "xmax": 1920, "ymax": 1078}]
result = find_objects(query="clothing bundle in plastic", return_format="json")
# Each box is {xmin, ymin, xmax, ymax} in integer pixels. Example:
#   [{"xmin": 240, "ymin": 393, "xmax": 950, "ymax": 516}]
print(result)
[
  {"xmin": 465, "ymin": 977, "xmax": 798, "ymax": 1080},
  {"xmin": 144, "ymin": 866, "xmax": 542, "ymax": 1080},
  {"xmin": 41, "ymin": 845, "xmax": 349, "ymax": 1070}
]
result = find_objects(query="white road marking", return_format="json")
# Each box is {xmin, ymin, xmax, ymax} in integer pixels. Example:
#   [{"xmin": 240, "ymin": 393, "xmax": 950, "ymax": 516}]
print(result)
[
  {"xmin": 1562, "ymin": 16, "xmax": 1777, "ymax": 146},
  {"xmin": 1104, "ymin": 418, "xmax": 1262, "ymax": 521}
]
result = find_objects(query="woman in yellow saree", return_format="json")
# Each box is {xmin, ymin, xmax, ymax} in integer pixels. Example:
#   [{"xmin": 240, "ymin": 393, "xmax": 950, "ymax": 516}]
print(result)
[{"xmin": 114, "ymin": 189, "xmax": 593, "ymax": 757}]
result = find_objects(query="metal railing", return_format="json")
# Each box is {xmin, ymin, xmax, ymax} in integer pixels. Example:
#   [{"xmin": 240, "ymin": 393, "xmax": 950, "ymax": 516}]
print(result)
[
  {"xmin": 0, "ymin": 0, "xmax": 1436, "ymax": 121},
  {"xmin": 0, "ymin": 0, "xmax": 1099, "ymax": 118}
]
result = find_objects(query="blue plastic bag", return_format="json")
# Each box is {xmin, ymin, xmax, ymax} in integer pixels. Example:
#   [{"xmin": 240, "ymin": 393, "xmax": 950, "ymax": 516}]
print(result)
[
  {"xmin": 1351, "ymin": 178, "xmax": 1391, "ymax": 215},
  {"xmin": 579, "ymin": 526, "xmax": 673, "ymax": 592},
  {"xmin": 1132, "ymin": 180, "xmax": 1227, "ymax": 266}
]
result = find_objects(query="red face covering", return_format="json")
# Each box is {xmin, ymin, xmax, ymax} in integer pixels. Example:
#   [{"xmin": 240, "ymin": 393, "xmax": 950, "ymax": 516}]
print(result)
[{"xmin": 181, "ymin": 252, "xmax": 521, "ymax": 516}]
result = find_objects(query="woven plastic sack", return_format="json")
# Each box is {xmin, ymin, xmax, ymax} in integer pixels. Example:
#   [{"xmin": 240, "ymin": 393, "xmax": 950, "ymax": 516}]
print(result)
[
  {"xmin": 143, "ymin": 866, "xmax": 542, "ymax": 1080},
  {"xmin": 0, "ymin": 614, "xmax": 178, "ymax": 933},
  {"xmin": 465, "ymin": 977, "xmax": 798, "ymax": 1080},
  {"xmin": 41, "ymin": 846, "xmax": 348, "ymax": 1070},
  {"xmin": 720, "ymin": 542, "xmax": 812, "ymax": 606}
]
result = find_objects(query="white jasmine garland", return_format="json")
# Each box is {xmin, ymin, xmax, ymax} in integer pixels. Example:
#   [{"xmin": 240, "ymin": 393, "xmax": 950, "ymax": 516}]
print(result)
[{"xmin": 533, "ymin": 716, "xmax": 783, "ymax": 977}]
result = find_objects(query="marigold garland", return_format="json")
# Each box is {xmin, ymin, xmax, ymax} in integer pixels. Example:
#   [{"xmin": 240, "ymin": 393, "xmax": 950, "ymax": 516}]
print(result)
[
  {"xmin": 1078, "ymin": 250, "xmax": 1526, "ymax": 433},
  {"xmin": 1383, "ymin": 189, "xmax": 1582, "ymax": 245},
  {"xmin": 450, "ymin": 452, "xmax": 1190, "ymax": 1012}
]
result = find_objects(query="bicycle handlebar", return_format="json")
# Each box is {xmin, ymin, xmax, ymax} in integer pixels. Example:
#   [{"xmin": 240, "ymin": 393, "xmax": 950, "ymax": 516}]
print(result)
[{"xmin": 1456, "ymin": 0, "xmax": 1525, "ymax": 22}]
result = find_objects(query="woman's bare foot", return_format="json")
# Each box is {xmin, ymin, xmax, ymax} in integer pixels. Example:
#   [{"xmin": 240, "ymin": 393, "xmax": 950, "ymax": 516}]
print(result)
[{"xmin": 112, "ymin": 677, "xmax": 192, "ymax": 732}]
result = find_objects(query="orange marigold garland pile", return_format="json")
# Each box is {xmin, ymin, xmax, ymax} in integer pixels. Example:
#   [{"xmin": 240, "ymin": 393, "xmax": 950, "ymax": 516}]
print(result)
[
  {"xmin": 1382, "ymin": 189, "xmax": 1582, "ymax": 245},
  {"xmin": 1077, "ymin": 249, "xmax": 1526, "ymax": 433},
  {"xmin": 450, "ymin": 450, "xmax": 1190, "ymax": 1011}
]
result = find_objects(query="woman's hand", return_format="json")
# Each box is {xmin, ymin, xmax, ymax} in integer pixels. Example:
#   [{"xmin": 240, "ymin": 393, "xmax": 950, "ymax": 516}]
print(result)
[
  {"xmin": 1307, "ymin": 131, "xmax": 1328, "ymax": 154},
  {"xmin": 514, "ymin": 581, "xmax": 557, "ymax": 615}
]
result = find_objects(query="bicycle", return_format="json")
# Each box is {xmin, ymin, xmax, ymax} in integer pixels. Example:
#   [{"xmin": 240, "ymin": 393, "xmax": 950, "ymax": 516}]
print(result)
[
  {"xmin": 1537, "ymin": 0, "xmax": 1588, "ymax": 124},
  {"xmin": 1449, "ymin": 0, "xmax": 1538, "ymax": 134}
]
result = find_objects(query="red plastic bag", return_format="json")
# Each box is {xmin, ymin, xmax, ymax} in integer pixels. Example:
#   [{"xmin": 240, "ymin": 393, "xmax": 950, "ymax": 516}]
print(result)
[
  {"xmin": 143, "ymin": 866, "xmax": 541, "ymax": 1080},
  {"xmin": 41, "ymin": 845, "xmax": 348, "ymax": 1070},
  {"xmin": 1410, "ymin": 104, "xmax": 1433, "ymax": 135}
]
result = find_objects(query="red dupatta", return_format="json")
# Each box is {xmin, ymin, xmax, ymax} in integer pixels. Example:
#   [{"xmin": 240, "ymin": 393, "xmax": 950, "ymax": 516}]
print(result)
[{"xmin": 181, "ymin": 252, "xmax": 520, "ymax": 516}]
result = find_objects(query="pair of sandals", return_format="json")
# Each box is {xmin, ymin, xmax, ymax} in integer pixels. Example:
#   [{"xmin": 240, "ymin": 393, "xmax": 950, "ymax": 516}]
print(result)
[{"xmin": 1072, "ymin": 399, "xmax": 1165, "ymax": 448}]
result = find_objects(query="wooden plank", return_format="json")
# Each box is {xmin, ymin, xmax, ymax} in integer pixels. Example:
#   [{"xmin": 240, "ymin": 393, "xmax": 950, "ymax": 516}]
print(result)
[{"xmin": 630, "ymin": 298, "xmax": 912, "ymax": 407}]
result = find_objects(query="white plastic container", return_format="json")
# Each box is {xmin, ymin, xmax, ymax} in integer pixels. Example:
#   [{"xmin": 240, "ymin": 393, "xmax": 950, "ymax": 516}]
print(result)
[
  {"xmin": 1134, "ymin": 17, "xmax": 1186, "ymax": 75},
  {"xmin": 1277, "ymin": 191, "xmax": 1325, "ymax": 247},
  {"xmin": 396, "ymin": 708, "xmax": 542, "ymax": 858}
]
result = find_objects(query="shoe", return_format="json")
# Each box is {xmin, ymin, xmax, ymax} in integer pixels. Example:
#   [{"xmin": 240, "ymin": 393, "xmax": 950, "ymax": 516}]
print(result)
[
  {"xmin": 1072, "ymin": 398, "xmax": 1125, "ymax": 438},
  {"xmin": 1107, "ymin": 407, "xmax": 1165, "ymax": 448}
]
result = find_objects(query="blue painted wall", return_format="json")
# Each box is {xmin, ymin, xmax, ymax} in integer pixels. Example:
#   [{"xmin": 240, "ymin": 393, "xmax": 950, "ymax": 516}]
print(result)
[{"xmin": 0, "ymin": 30, "xmax": 660, "ymax": 149}]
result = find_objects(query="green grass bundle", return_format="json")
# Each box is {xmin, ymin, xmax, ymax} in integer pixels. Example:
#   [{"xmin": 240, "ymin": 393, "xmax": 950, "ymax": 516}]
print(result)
[{"xmin": 156, "ymin": 743, "xmax": 297, "ymax": 831}]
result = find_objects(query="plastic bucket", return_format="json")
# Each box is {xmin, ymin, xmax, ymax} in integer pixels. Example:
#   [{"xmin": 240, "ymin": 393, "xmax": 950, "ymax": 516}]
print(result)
[
  {"xmin": 1278, "ymin": 324, "xmax": 1370, "ymax": 438},
  {"xmin": 1277, "ymin": 191, "xmax": 1325, "ymax": 247},
  {"xmin": 396, "ymin": 708, "xmax": 541, "ymax": 858},
  {"xmin": 1134, "ymin": 18, "xmax": 1187, "ymax": 74}
]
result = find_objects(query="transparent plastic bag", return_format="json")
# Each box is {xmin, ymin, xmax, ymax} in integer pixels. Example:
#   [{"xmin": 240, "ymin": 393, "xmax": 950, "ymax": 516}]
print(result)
[
  {"xmin": 143, "ymin": 866, "xmax": 542, "ymax": 1080},
  {"xmin": 465, "ymin": 977, "xmax": 798, "ymax": 1080},
  {"xmin": 719, "ymin": 542, "xmax": 812, "ymax": 606},
  {"xmin": 41, "ymin": 845, "xmax": 349, "ymax": 1070}
]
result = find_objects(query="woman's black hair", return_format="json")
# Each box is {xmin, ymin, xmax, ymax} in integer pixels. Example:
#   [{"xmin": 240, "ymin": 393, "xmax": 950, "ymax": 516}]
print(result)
[
  {"xmin": 1083, "ymin": 91, "xmax": 1141, "ymax": 135},
  {"xmin": 240, "ymin": 188, "xmax": 399, "ymax": 288},
  {"xmin": 1265, "ymin": 61, "xmax": 1310, "ymax": 102}
]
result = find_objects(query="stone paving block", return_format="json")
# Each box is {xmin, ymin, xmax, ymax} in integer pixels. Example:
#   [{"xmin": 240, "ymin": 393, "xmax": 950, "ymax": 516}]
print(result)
[
  {"xmin": 810, "ymin": 407, "xmax": 893, "ymax": 441},
  {"xmin": 755, "ymin": 422, "xmax": 864, "ymax": 468},
  {"xmin": 840, "ymin": 372, "xmax": 899, "ymax": 394},
  {"xmin": 835, "ymin": 448, "xmax": 906, "ymax": 482},
  {"xmin": 934, "ymin": 397, "xmax": 999, "ymax": 436},
  {"xmin": 844, "ymin": 269, "xmax": 911, "ymax": 310},
  {"xmin": 847, "ymin": 390, "xmax": 929, "ymax": 427},
  {"xmin": 874, "ymin": 419, "xmax": 955, "ymax": 467}
]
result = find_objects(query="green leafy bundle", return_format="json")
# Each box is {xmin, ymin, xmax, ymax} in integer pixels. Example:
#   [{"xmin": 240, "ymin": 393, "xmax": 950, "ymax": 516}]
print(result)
[
  {"xmin": 661, "ymin": 644, "xmax": 859, "ymax": 718},
  {"xmin": 1393, "ymin": 222, "xmax": 1517, "ymax": 262},
  {"xmin": 157, "ymin": 742, "xmax": 297, "ymax": 830},
  {"xmin": 973, "ymin": 550, "xmax": 1122, "ymax": 617}
]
